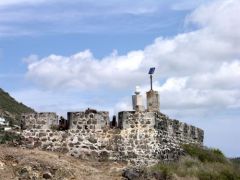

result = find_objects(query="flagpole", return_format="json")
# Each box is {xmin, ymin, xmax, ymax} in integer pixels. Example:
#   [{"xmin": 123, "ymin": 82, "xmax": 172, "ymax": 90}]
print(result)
[{"xmin": 150, "ymin": 74, "xmax": 153, "ymax": 90}]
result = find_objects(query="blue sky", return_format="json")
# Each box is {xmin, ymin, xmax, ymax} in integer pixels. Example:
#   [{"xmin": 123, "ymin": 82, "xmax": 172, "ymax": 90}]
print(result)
[{"xmin": 0, "ymin": 0, "xmax": 240, "ymax": 157}]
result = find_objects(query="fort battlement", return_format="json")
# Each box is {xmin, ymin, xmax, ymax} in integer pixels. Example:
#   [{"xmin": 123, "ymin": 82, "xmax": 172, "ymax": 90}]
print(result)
[
  {"xmin": 68, "ymin": 110, "xmax": 109, "ymax": 130},
  {"xmin": 21, "ymin": 110, "xmax": 203, "ymax": 166},
  {"xmin": 21, "ymin": 112, "xmax": 58, "ymax": 129},
  {"xmin": 20, "ymin": 70, "xmax": 204, "ymax": 165}
]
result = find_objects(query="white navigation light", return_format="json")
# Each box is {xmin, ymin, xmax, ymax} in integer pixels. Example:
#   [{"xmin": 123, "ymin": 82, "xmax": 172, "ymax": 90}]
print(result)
[{"xmin": 135, "ymin": 86, "xmax": 141, "ymax": 94}]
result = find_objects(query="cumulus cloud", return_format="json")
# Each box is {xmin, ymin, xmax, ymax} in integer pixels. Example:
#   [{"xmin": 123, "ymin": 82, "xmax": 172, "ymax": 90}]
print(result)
[
  {"xmin": 25, "ymin": 0, "xmax": 240, "ymax": 113},
  {"xmin": 26, "ymin": 50, "xmax": 145, "ymax": 89},
  {"xmin": 189, "ymin": 61, "xmax": 240, "ymax": 89},
  {"xmin": 12, "ymin": 0, "xmax": 240, "ymax": 157},
  {"xmin": 187, "ymin": 0, "xmax": 240, "ymax": 40},
  {"xmin": 22, "ymin": 54, "xmax": 39, "ymax": 64}
]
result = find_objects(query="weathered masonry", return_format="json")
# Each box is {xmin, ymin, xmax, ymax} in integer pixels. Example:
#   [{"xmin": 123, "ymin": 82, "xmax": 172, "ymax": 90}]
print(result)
[
  {"xmin": 21, "ymin": 110, "xmax": 203, "ymax": 166},
  {"xmin": 20, "ymin": 68, "xmax": 204, "ymax": 166}
]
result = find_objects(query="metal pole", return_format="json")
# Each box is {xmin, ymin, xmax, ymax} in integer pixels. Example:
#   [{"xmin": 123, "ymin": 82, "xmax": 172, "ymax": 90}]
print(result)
[{"xmin": 150, "ymin": 74, "xmax": 153, "ymax": 90}]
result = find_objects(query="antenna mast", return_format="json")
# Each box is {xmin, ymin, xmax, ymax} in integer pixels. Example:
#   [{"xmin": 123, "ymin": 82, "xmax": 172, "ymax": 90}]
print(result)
[{"xmin": 148, "ymin": 67, "xmax": 155, "ymax": 91}]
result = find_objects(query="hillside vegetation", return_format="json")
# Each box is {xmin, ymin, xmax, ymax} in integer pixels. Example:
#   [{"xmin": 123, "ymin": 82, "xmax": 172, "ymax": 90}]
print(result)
[
  {"xmin": 0, "ymin": 134, "xmax": 239, "ymax": 179},
  {"xmin": 0, "ymin": 88, "xmax": 35, "ymax": 125},
  {"xmin": 231, "ymin": 158, "xmax": 240, "ymax": 166},
  {"xmin": 149, "ymin": 144, "xmax": 240, "ymax": 180}
]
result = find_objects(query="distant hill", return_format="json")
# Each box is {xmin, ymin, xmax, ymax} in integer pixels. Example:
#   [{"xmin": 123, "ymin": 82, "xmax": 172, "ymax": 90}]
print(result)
[
  {"xmin": 0, "ymin": 88, "xmax": 35, "ymax": 125},
  {"xmin": 230, "ymin": 157, "xmax": 240, "ymax": 165}
]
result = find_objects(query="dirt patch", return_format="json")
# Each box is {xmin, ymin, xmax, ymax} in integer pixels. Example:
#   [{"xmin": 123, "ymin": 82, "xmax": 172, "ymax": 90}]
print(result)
[{"xmin": 0, "ymin": 145, "xmax": 126, "ymax": 180}]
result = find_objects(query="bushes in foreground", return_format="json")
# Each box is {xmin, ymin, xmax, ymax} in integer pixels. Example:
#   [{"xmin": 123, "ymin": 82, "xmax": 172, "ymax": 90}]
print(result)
[
  {"xmin": 0, "ymin": 130, "xmax": 22, "ymax": 144},
  {"xmin": 231, "ymin": 158, "xmax": 240, "ymax": 166},
  {"xmin": 150, "ymin": 144, "xmax": 240, "ymax": 180},
  {"xmin": 182, "ymin": 144, "xmax": 226, "ymax": 163}
]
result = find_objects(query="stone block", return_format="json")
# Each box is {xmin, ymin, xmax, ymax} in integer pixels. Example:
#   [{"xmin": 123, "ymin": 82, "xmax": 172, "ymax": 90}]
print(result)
[
  {"xmin": 68, "ymin": 110, "xmax": 109, "ymax": 130},
  {"xmin": 146, "ymin": 90, "xmax": 160, "ymax": 112},
  {"xmin": 21, "ymin": 112, "xmax": 58, "ymax": 130}
]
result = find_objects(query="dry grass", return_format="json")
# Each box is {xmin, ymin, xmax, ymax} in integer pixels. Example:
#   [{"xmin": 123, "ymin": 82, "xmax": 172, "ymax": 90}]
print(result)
[
  {"xmin": 0, "ymin": 145, "xmax": 126, "ymax": 180},
  {"xmin": 150, "ymin": 145, "xmax": 240, "ymax": 180}
]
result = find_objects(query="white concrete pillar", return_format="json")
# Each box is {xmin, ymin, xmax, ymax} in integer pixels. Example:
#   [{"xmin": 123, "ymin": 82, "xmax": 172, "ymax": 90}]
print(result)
[{"xmin": 132, "ymin": 86, "xmax": 145, "ymax": 111}]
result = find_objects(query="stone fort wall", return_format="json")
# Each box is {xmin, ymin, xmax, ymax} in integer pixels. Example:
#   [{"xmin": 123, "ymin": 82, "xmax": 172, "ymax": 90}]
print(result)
[
  {"xmin": 21, "ymin": 112, "xmax": 58, "ymax": 129},
  {"xmin": 21, "ymin": 110, "xmax": 204, "ymax": 166}
]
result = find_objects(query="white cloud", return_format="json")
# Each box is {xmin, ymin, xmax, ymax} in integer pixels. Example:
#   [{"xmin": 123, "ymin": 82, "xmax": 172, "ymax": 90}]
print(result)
[
  {"xmin": 22, "ymin": 0, "xmax": 240, "ymax": 119},
  {"xmin": 189, "ymin": 61, "xmax": 240, "ymax": 89},
  {"xmin": 11, "ymin": 88, "xmax": 89, "ymax": 117},
  {"xmin": 187, "ymin": 0, "xmax": 240, "ymax": 41},
  {"xmin": 0, "ymin": 0, "xmax": 196, "ymax": 36},
  {"xmin": 26, "ymin": 49, "xmax": 145, "ymax": 89},
  {"xmin": 22, "ymin": 54, "xmax": 39, "ymax": 64},
  {"xmin": 9, "ymin": 0, "xmax": 238, "ymax": 157},
  {"xmin": 171, "ymin": 0, "xmax": 210, "ymax": 11},
  {"xmin": 0, "ymin": 0, "xmax": 48, "ymax": 7},
  {"xmin": 114, "ymin": 100, "xmax": 132, "ymax": 113},
  {"xmin": 160, "ymin": 77, "xmax": 187, "ymax": 92}
]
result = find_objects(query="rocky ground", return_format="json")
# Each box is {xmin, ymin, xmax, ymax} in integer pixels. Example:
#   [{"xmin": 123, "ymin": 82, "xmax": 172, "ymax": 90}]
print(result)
[{"xmin": 0, "ymin": 145, "xmax": 126, "ymax": 180}]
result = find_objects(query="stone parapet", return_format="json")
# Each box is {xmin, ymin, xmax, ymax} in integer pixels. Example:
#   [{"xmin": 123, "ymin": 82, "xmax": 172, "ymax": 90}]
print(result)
[
  {"xmin": 154, "ymin": 112, "xmax": 204, "ymax": 145},
  {"xmin": 118, "ymin": 111, "xmax": 155, "ymax": 129},
  {"xmin": 68, "ymin": 110, "xmax": 109, "ymax": 131},
  {"xmin": 21, "ymin": 112, "xmax": 58, "ymax": 130},
  {"xmin": 21, "ymin": 110, "xmax": 204, "ymax": 166},
  {"xmin": 146, "ymin": 90, "xmax": 160, "ymax": 112}
]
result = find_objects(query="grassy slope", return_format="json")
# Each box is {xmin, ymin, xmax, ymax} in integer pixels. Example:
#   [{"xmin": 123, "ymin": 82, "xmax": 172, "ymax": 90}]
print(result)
[
  {"xmin": 230, "ymin": 158, "xmax": 240, "ymax": 166},
  {"xmin": 0, "ymin": 88, "xmax": 35, "ymax": 125},
  {"xmin": 0, "ymin": 145, "xmax": 125, "ymax": 180},
  {"xmin": 150, "ymin": 145, "xmax": 240, "ymax": 180}
]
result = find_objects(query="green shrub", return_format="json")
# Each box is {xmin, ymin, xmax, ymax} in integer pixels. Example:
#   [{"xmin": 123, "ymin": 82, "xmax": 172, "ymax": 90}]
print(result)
[
  {"xmin": 184, "ymin": 158, "xmax": 198, "ymax": 168},
  {"xmin": 152, "ymin": 163, "xmax": 174, "ymax": 179},
  {"xmin": 197, "ymin": 170, "xmax": 219, "ymax": 180},
  {"xmin": 231, "ymin": 158, "xmax": 240, "ymax": 166},
  {"xmin": 0, "ymin": 131, "xmax": 22, "ymax": 144},
  {"xmin": 158, "ymin": 165, "xmax": 173, "ymax": 179},
  {"xmin": 182, "ymin": 144, "xmax": 226, "ymax": 163},
  {"xmin": 219, "ymin": 169, "xmax": 237, "ymax": 180},
  {"xmin": 150, "ymin": 145, "xmax": 240, "ymax": 179}
]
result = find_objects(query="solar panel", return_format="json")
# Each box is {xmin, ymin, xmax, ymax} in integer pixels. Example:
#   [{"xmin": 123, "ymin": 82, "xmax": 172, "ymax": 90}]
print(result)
[{"xmin": 148, "ymin": 67, "xmax": 155, "ymax": 74}]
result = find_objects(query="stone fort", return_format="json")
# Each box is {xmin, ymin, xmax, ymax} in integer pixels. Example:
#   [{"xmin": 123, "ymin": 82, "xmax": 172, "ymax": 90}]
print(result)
[{"xmin": 20, "ymin": 70, "xmax": 204, "ymax": 166}]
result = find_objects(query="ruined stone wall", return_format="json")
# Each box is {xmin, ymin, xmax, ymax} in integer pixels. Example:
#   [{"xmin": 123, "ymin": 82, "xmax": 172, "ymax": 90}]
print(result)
[
  {"xmin": 154, "ymin": 113, "xmax": 204, "ymax": 145},
  {"xmin": 21, "ymin": 112, "xmax": 58, "ymax": 129},
  {"xmin": 68, "ymin": 111, "xmax": 109, "ymax": 131},
  {"xmin": 21, "ymin": 111, "xmax": 204, "ymax": 166},
  {"xmin": 22, "ymin": 129, "xmax": 68, "ymax": 152},
  {"xmin": 116, "ymin": 111, "xmax": 203, "ymax": 165},
  {"xmin": 118, "ymin": 111, "xmax": 155, "ymax": 129}
]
